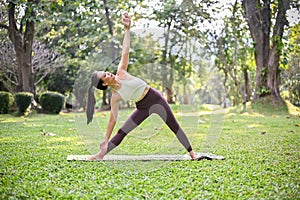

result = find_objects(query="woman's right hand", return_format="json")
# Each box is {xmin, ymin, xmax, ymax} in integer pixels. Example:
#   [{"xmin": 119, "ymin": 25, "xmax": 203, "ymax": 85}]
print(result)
[
  {"xmin": 87, "ymin": 140, "xmax": 108, "ymax": 161},
  {"xmin": 122, "ymin": 12, "xmax": 131, "ymax": 29},
  {"xmin": 99, "ymin": 140, "xmax": 108, "ymax": 153}
]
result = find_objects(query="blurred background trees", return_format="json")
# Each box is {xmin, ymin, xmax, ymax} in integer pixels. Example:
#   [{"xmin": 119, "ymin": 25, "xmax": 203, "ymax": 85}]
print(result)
[{"xmin": 0, "ymin": 0, "xmax": 299, "ymax": 109}]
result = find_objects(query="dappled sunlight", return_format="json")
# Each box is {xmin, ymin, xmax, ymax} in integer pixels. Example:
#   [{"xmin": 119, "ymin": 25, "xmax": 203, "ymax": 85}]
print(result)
[
  {"xmin": 241, "ymin": 112, "xmax": 265, "ymax": 117},
  {"xmin": 47, "ymin": 136, "xmax": 77, "ymax": 142},
  {"xmin": 22, "ymin": 122, "xmax": 45, "ymax": 128},
  {"xmin": 0, "ymin": 116, "xmax": 25, "ymax": 123},
  {"xmin": 45, "ymin": 145, "xmax": 73, "ymax": 151},
  {"xmin": 176, "ymin": 111, "xmax": 213, "ymax": 116},
  {"xmin": 286, "ymin": 101, "xmax": 300, "ymax": 116},
  {"xmin": 246, "ymin": 124, "xmax": 263, "ymax": 128},
  {"xmin": 0, "ymin": 137, "xmax": 22, "ymax": 143}
]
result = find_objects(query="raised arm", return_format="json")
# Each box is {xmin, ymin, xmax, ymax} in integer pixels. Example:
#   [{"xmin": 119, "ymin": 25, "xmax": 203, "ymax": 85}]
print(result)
[{"xmin": 117, "ymin": 12, "xmax": 131, "ymax": 74}]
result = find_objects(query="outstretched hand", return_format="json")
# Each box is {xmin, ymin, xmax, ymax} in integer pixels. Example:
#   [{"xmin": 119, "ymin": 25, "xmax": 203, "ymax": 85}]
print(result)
[
  {"xmin": 122, "ymin": 12, "xmax": 131, "ymax": 30},
  {"xmin": 99, "ymin": 140, "xmax": 108, "ymax": 153},
  {"xmin": 87, "ymin": 140, "xmax": 108, "ymax": 161}
]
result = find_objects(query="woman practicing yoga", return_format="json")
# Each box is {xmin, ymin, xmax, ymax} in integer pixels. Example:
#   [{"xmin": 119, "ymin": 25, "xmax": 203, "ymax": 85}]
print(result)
[{"xmin": 86, "ymin": 12, "xmax": 196, "ymax": 160}]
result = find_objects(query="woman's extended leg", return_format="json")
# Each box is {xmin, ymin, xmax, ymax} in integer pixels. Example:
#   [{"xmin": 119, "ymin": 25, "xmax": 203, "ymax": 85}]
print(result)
[
  {"xmin": 106, "ymin": 108, "xmax": 149, "ymax": 153},
  {"xmin": 149, "ymin": 97, "xmax": 193, "ymax": 152}
]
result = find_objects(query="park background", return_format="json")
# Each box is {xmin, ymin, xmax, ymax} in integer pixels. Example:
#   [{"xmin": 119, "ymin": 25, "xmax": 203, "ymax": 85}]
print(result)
[{"xmin": 0, "ymin": 0, "xmax": 299, "ymax": 199}]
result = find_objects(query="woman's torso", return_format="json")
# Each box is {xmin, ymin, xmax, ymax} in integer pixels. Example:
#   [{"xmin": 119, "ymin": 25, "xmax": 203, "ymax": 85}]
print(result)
[{"xmin": 114, "ymin": 72, "xmax": 147, "ymax": 102}]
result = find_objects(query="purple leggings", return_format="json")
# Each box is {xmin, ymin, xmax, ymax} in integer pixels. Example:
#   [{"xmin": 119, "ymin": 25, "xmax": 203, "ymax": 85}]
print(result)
[{"xmin": 107, "ymin": 87, "xmax": 192, "ymax": 153}]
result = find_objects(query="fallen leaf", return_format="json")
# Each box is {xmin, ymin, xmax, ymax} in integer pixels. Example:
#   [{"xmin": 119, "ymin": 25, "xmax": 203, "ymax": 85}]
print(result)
[
  {"xmin": 99, "ymin": 113, "xmax": 107, "ymax": 117},
  {"xmin": 41, "ymin": 132, "xmax": 56, "ymax": 137},
  {"xmin": 198, "ymin": 119, "xmax": 205, "ymax": 124}
]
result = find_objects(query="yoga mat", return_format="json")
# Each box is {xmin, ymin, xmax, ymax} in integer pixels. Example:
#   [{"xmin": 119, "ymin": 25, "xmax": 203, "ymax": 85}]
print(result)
[{"xmin": 67, "ymin": 153, "xmax": 225, "ymax": 161}]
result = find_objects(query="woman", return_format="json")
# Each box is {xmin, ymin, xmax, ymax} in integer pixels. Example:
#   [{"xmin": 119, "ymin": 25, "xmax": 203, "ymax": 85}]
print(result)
[{"xmin": 86, "ymin": 12, "xmax": 196, "ymax": 160}]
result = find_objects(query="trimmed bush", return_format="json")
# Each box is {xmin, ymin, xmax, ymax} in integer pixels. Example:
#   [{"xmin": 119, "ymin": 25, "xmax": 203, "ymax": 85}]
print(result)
[
  {"xmin": 15, "ymin": 92, "xmax": 34, "ymax": 114},
  {"xmin": 0, "ymin": 91, "xmax": 14, "ymax": 114},
  {"xmin": 39, "ymin": 92, "xmax": 65, "ymax": 114}
]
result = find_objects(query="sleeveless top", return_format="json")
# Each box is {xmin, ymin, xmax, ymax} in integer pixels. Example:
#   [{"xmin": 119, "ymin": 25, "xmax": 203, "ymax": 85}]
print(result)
[{"xmin": 115, "ymin": 73, "xmax": 147, "ymax": 102}]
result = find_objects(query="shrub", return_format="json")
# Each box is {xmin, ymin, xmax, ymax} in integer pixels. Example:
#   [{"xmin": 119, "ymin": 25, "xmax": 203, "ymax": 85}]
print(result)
[
  {"xmin": 15, "ymin": 92, "xmax": 34, "ymax": 114},
  {"xmin": 0, "ymin": 91, "xmax": 14, "ymax": 114},
  {"xmin": 39, "ymin": 92, "xmax": 65, "ymax": 114}
]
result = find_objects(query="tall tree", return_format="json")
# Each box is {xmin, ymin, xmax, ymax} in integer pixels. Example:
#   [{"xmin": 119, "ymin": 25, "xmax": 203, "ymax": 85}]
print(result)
[
  {"xmin": 0, "ymin": 34, "xmax": 61, "ymax": 93},
  {"xmin": 152, "ymin": 0, "xmax": 213, "ymax": 103},
  {"xmin": 243, "ymin": 0, "xmax": 290, "ymax": 103},
  {"xmin": 35, "ymin": 0, "xmax": 146, "ymax": 108},
  {"xmin": 0, "ymin": 0, "xmax": 40, "ymax": 94},
  {"xmin": 213, "ymin": 1, "xmax": 254, "ymax": 108}
]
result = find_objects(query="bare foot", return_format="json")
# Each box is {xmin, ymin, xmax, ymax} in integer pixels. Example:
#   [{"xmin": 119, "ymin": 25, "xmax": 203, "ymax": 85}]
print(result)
[
  {"xmin": 88, "ymin": 151, "xmax": 105, "ymax": 160},
  {"xmin": 189, "ymin": 151, "xmax": 197, "ymax": 160}
]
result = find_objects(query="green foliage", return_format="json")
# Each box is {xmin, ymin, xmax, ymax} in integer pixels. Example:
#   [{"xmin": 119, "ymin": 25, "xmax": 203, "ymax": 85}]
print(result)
[
  {"xmin": 0, "ymin": 91, "xmax": 14, "ymax": 114},
  {"xmin": 39, "ymin": 91, "xmax": 65, "ymax": 114},
  {"xmin": 33, "ymin": 0, "xmax": 147, "ymax": 106},
  {"xmin": 281, "ymin": 23, "xmax": 300, "ymax": 105},
  {"xmin": 273, "ymin": 34, "xmax": 284, "ymax": 54},
  {"xmin": 15, "ymin": 92, "xmax": 34, "ymax": 115},
  {"xmin": 212, "ymin": 1, "xmax": 255, "ymax": 106},
  {"xmin": 42, "ymin": 64, "xmax": 79, "ymax": 95},
  {"xmin": 258, "ymin": 86, "xmax": 271, "ymax": 97}
]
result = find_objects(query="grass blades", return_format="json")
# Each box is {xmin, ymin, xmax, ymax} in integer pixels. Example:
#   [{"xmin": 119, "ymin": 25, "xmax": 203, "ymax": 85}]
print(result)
[{"xmin": 0, "ymin": 103, "xmax": 299, "ymax": 199}]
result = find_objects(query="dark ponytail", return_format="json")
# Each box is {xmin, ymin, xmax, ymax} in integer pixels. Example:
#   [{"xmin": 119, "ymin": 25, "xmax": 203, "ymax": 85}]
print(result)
[
  {"xmin": 86, "ymin": 71, "xmax": 102, "ymax": 124},
  {"xmin": 86, "ymin": 84, "xmax": 96, "ymax": 124}
]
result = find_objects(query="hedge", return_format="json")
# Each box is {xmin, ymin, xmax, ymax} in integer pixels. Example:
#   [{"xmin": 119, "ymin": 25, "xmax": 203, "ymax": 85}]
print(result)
[
  {"xmin": 39, "ymin": 91, "xmax": 65, "ymax": 114},
  {"xmin": 15, "ymin": 92, "xmax": 34, "ymax": 114},
  {"xmin": 0, "ymin": 91, "xmax": 14, "ymax": 114}
]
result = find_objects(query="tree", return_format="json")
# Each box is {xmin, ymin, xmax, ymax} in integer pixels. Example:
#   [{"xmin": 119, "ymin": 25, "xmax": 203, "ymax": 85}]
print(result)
[
  {"xmin": 0, "ymin": 34, "xmax": 61, "ymax": 93},
  {"xmin": 213, "ymin": 1, "xmax": 254, "ymax": 108},
  {"xmin": 0, "ymin": 0, "xmax": 40, "ymax": 94},
  {"xmin": 152, "ymin": 0, "xmax": 213, "ymax": 103},
  {"xmin": 242, "ymin": 0, "xmax": 291, "ymax": 104},
  {"xmin": 35, "ymin": 0, "xmax": 147, "ymax": 109}
]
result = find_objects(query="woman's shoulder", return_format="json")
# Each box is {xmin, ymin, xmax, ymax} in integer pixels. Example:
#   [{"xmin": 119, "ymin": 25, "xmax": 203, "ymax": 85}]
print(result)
[
  {"xmin": 117, "ymin": 69, "xmax": 126, "ymax": 76},
  {"xmin": 117, "ymin": 70, "xmax": 132, "ymax": 80}
]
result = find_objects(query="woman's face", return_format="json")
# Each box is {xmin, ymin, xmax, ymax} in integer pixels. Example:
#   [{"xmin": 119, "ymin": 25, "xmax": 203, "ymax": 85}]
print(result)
[{"xmin": 99, "ymin": 71, "xmax": 115, "ymax": 85}]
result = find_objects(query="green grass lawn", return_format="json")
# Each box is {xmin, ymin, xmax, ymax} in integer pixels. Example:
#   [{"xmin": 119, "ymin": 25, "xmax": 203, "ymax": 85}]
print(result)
[{"xmin": 0, "ymin": 103, "xmax": 299, "ymax": 199}]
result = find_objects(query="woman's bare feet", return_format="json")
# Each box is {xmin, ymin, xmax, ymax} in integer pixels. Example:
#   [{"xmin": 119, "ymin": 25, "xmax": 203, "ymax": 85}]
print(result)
[
  {"xmin": 88, "ymin": 140, "xmax": 108, "ymax": 160},
  {"xmin": 189, "ymin": 151, "xmax": 197, "ymax": 160}
]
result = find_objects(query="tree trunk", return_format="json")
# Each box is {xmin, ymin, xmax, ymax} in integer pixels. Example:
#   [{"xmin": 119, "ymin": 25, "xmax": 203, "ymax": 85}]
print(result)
[
  {"xmin": 166, "ymin": 50, "xmax": 175, "ymax": 104},
  {"xmin": 8, "ymin": 1, "xmax": 37, "ymax": 94},
  {"xmin": 243, "ymin": 0, "xmax": 271, "ymax": 100},
  {"xmin": 243, "ymin": 0, "xmax": 289, "ymax": 104},
  {"xmin": 267, "ymin": 0, "xmax": 290, "ymax": 102},
  {"xmin": 102, "ymin": 0, "xmax": 116, "ymax": 107},
  {"xmin": 243, "ymin": 67, "xmax": 250, "ymax": 103},
  {"xmin": 162, "ymin": 22, "xmax": 171, "ymax": 102},
  {"xmin": 183, "ymin": 83, "xmax": 188, "ymax": 104}
]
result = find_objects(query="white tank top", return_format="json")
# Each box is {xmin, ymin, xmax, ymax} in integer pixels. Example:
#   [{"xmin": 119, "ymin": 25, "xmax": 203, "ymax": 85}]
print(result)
[{"xmin": 116, "ymin": 73, "xmax": 147, "ymax": 102}]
